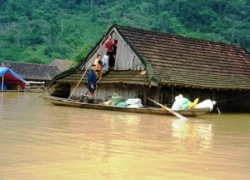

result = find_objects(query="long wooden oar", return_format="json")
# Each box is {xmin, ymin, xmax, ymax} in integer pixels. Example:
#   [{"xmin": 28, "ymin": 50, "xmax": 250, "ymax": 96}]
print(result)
[{"xmin": 148, "ymin": 98, "xmax": 188, "ymax": 120}]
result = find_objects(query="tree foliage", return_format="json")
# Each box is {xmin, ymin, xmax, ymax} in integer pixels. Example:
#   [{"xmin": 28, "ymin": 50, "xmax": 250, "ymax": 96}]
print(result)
[{"xmin": 0, "ymin": 0, "xmax": 249, "ymax": 64}]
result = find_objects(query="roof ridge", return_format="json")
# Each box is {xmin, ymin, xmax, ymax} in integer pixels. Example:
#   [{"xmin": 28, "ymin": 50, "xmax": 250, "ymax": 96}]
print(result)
[
  {"xmin": 114, "ymin": 24, "xmax": 244, "ymax": 50},
  {"xmin": 2, "ymin": 60, "xmax": 56, "ymax": 67}
]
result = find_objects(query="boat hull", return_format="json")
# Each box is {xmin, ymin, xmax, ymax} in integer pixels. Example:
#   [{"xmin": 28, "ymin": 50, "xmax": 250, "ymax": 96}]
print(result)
[{"xmin": 40, "ymin": 95, "xmax": 210, "ymax": 117}]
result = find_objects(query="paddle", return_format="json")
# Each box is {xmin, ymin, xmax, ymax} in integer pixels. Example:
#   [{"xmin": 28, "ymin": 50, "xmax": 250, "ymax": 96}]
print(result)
[{"xmin": 148, "ymin": 98, "xmax": 188, "ymax": 120}]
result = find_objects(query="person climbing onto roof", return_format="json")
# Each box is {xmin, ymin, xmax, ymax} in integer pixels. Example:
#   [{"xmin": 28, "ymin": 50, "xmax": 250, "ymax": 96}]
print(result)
[
  {"xmin": 105, "ymin": 34, "xmax": 115, "ymax": 69},
  {"xmin": 102, "ymin": 52, "xmax": 109, "ymax": 75},
  {"xmin": 94, "ymin": 54, "xmax": 103, "ymax": 79},
  {"xmin": 87, "ymin": 64, "xmax": 97, "ymax": 104}
]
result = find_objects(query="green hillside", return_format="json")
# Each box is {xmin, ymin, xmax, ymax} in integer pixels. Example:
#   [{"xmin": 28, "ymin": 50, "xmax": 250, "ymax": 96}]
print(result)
[{"xmin": 0, "ymin": 0, "xmax": 249, "ymax": 64}]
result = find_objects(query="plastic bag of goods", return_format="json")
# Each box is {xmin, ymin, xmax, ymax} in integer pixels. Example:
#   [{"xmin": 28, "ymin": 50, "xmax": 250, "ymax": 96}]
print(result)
[
  {"xmin": 125, "ymin": 98, "xmax": 142, "ymax": 105},
  {"xmin": 128, "ymin": 103, "xmax": 143, "ymax": 108},
  {"xmin": 195, "ymin": 99, "xmax": 216, "ymax": 111},
  {"xmin": 180, "ymin": 99, "xmax": 191, "ymax": 110},
  {"xmin": 171, "ymin": 94, "xmax": 186, "ymax": 111},
  {"xmin": 116, "ymin": 102, "xmax": 129, "ymax": 107},
  {"xmin": 189, "ymin": 98, "xmax": 199, "ymax": 109},
  {"xmin": 111, "ymin": 94, "xmax": 125, "ymax": 106},
  {"xmin": 102, "ymin": 100, "xmax": 112, "ymax": 106}
]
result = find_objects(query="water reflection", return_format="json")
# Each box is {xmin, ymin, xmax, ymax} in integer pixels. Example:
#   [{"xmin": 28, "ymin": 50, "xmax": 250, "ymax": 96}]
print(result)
[
  {"xmin": 172, "ymin": 119, "xmax": 214, "ymax": 151},
  {"xmin": 172, "ymin": 119, "xmax": 189, "ymax": 139},
  {"xmin": 0, "ymin": 93, "xmax": 250, "ymax": 180}
]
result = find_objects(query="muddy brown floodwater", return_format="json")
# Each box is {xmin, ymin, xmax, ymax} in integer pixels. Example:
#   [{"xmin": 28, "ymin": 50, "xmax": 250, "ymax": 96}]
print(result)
[{"xmin": 0, "ymin": 92, "xmax": 250, "ymax": 180}]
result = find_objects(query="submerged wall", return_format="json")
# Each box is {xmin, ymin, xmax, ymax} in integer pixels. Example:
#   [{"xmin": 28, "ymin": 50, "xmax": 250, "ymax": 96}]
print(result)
[
  {"xmin": 68, "ymin": 83, "xmax": 148, "ymax": 103},
  {"xmin": 51, "ymin": 82, "xmax": 250, "ymax": 112},
  {"xmin": 159, "ymin": 87, "xmax": 250, "ymax": 113}
]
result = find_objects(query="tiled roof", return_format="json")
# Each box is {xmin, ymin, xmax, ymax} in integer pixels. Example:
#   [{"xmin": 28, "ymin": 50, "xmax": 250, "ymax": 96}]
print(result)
[
  {"xmin": 57, "ymin": 70, "xmax": 148, "ymax": 85},
  {"xmin": 116, "ymin": 26, "xmax": 250, "ymax": 90},
  {"xmin": 1, "ymin": 61, "xmax": 60, "ymax": 80},
  {"xmin": 50, "ymin": 59, "xmax": 74, "ymax": 72}
]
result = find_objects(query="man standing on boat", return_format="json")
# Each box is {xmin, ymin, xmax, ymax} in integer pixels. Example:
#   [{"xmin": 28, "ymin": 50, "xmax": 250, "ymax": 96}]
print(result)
[{"xmin": 87, "ymin": 64, "xmax": 97, "ymax": 104}]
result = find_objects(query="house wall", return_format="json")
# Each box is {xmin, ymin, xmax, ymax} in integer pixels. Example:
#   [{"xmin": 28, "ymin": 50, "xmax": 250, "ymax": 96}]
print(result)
[
  {"xmin": 115, "ymin": 33, "xmax": 144, "ymax": 70},
  {"xmin": 69, "ymin": 83, "xmax": 148, "ymax": 102},
  {"xmin": 69, "ymin": 83, "xmax": 86, "ymax": 99},
  {"xmin": 4, "ymin": 84, "xmax": 20, "ymax": 91},
  {"xmin": 54, "ymin": 81, "xmax": 250, "ymax": 112},
  {"xmin": 71, "ymin": 27, "xmax": 147, "ymax": 101},
  {"xmin": 160, "ymin": 87, "xmax": 250, "ymax": 112},
  {"xmin": 84, "ymin": 28, "xmax": 145, "ymax": 71},
  {"xmin": 50, "ymin": 83, "xmax": 71, "ymax": 98}
]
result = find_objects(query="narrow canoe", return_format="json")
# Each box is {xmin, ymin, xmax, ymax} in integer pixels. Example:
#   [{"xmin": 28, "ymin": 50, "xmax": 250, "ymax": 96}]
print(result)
[{"xmin": 40, "ymin": 95, "xmax": 210, "ymax": 117}]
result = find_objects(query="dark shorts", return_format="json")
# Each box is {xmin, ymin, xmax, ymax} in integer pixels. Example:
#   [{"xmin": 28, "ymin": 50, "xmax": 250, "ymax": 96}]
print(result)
[
  {"xmin": 88, "ymin": 83, "xmax": 96, "ymax": 92},
  {"xmin": 107, "ymin": 51, "xmax": 113, "ymax": 56}
]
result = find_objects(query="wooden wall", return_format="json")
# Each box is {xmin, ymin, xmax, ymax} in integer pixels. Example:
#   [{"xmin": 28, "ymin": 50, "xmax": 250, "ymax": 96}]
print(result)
[
  {"xmin": 159, "ymin": 87, "xmax": 250, "ymax": 112},
  {"xmin": 115, "ymin": 33, "xmax": 144, "ymax": 70},
  {"xmin": 84, "ymin": 28, "xmax": 145, "ymax": 71},
  {"xmin": 69, "ymin": 83, "xmax": 87, "ymax": 99},
  {"xmin": 58, "ymin": 82, "xmax": 250, "ymax": 112},
  {"xmin": 69, "ymin": 83, "xmax": 146, "ymax": 102}
]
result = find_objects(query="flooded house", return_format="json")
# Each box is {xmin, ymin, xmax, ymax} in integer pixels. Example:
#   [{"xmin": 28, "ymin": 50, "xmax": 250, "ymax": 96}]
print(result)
[
  {"xmin": 50, "ymin": 59, "xmax": 74, "ymax": 73},
  {"xmin": 0, "ymin": 67, "xmax": 27, "ymax": 91},
  {"xmin": 47, "ymin": 25, "xmax": 250, "ymax": 112},
  {"xmin": 1, "ymin": 61, "xmax": 61, "ymax": 92},
  {"xmin": 1, "ymin": 61, "xmax": 60, "ymax": 84}
]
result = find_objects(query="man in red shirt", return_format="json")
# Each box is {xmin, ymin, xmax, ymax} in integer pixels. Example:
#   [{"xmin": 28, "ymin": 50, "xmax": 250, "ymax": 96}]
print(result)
[
  {"xmin": 105, "ymin": 34, "xmax": 115, "ymax": 69},
  {"xmin": 105, "ymin": 35, "xmax": 114, "ymax": 53}
]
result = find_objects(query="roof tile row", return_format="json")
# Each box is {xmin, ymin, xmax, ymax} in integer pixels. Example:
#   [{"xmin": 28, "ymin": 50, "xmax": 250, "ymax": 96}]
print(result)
[{"xmin": 117, "ymin": 25, "xmax": 250, "ymax": 90}]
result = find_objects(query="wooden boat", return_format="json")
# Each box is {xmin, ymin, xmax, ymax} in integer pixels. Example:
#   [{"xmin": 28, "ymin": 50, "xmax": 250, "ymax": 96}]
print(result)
[{"xmin": 40, "ymin": 95, "xmax": 210, "ymax": 117}]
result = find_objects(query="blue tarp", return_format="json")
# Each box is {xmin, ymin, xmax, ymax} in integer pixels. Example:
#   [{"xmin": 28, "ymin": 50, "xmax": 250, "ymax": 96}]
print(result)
[
  {"xmin": 0, "ymin": 67, "xmax": 27, "ymax": 89},
  {"xmin": 0, "ymin": 83, "xmax": 7, "ymax": 90}
]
